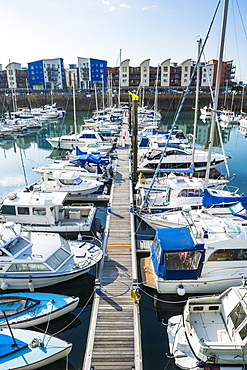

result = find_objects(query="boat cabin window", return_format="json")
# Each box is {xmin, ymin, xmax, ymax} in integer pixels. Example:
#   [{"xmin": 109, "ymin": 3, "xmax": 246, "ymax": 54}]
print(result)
[
  {"xmin": 165, "ymin": 149, "xmax": 189, "ymax": 156},
  {"xmin": 17, "ymin": 207, "xmax": 29, "ymax": 215},
  {"xmin": 45, "ymin": 248, "xmax": 70, "ymax": 270},
  {"xmin": 60, "ymin": 236, "xmax": 70, "ymax": 251},
  {"xmin": 59, "ymin": 177, "xmax": 82, "ymax": 185},
  {"xmin": 7, "ymin": 263, "xmax": 50, "ymax": 272},
  {"xmin": 208, "ymin": 248, "xmax": 247, "ymax": 261},
  {"xmin": 0, "ymin": 205, "xmax": 16, "ymax": 215},
  {"xmin": 147, "ymin": 151, "xmax": 162, "ymax": 160},
  {"xmin": 79, "ymin": 133, "xmax": 97, "ymax": 139},
  {"xmin": 229, "ymin": 302, "xmax": 247, "ymax": 339},
  {"xmin": 166, "ymin": 250, "xmax": 202, "ymax": 270},
  {"xmin": 178, "ymin": 189, "xmax": 203, "ymax": 197},
  {"xmin": 33, "ymin": 207, "xmax": 46, "ymax": 216},
  {"xmin": 4, "ymin": 237, "xmax": 29, "ymax": 255},
  {"xmin": 88, "ymin": 143, "xmax": 99, "ymax": 148},
  {"xmin": 175, "ymin": 132, "xmax": 186, "ymax": 139},
  {"xmin": 239, "ymin": 324, "xmax": 247, "ymax": 341}
]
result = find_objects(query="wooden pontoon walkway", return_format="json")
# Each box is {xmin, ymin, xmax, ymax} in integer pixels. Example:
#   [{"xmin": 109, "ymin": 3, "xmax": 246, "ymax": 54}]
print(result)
[{"xmin": 83, "ymin": 124, "xmax": 142, "ymax": 369}]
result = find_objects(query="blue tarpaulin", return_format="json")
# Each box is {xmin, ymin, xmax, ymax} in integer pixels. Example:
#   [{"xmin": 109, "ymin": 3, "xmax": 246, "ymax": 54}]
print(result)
[
  {"xmin": 202, "ymin": 188, "xmax": 247, "ymax": 207},
  {"xmin": 70, "ymin": 149, "xmax": 110, "ymax": 175},
  {"xmin": 230, "ymin": 202, "xmax": 247, "ymax": 220},
  {"xmin": 154, "ymin": 227, "xmax": 196, "ymax": 251},
  {"xmin": 150, "ymin": 227, "xmax": 204, "ymax": 280}
]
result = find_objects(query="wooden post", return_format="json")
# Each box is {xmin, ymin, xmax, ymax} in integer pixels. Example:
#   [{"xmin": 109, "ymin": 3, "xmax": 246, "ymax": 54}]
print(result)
[
  {"xmin": 128, "ymin": 94, "xmax": 132, "ymax": 136},
  {"xmin": 128, "ymin": 91, "xmax": 139, "ymax": 183}
]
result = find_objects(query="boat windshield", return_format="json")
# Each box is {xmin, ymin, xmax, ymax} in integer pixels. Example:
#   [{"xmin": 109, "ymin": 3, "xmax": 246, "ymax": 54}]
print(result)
[
  {"xmin": 80, "ymin": 134, "xmax": 97, "ymax": 139},
  {"xmin": 229, "ymin": 302, "xmax": 247, "ymax": 340},
  {"xmin": 45, "ymin": 248, "xmax": 71, "ymax": 270},
  {"xmin": 4, "ymin": 237, "xmax": 30, "ymax": 256},
  {"xmin": 178, "ymin": 189, "xmax": 203, "ymax": 198},
  {"xmin": 166, "ymin": 250, "xmax": 202, "ymax": 270},
  {"xmin": 59, "ymin": 177, "xmax": 82, "ymax": 185},
  {"xmin": 60, "ymin": 236, "xmax": 70, "ymax": 251}
]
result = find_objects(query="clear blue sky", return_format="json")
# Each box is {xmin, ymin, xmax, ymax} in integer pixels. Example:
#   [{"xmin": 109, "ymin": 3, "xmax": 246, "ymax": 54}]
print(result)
[{"xmin": 2, "ymin": 0, "xmax": 247, "ymax": 83}]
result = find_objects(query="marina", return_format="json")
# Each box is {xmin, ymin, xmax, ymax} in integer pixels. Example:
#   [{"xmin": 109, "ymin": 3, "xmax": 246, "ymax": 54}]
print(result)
[
  {"xmin": 1, "ymin": 0, "xmax": 247, "ymax": 367},
  {"xmin": 0, "ymin": 106, "xmax": 247, "ymax": 369}
]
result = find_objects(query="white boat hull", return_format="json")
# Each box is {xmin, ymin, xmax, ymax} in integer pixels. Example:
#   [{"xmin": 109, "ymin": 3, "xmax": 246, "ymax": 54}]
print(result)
[
  {"xmin": 155, "ymin": 274, "xmax": 246, "ymax": 295},
  {"xmin": 0, "ymin": 268, "xmax": 91, "ymax": 291},
  {"xmin": 0, "ymin": 293, "xmax": 79, "ymax": 328}
]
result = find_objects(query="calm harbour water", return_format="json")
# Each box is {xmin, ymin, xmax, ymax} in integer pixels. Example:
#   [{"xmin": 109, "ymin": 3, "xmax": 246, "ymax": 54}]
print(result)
[{"xmin": 0, "ymin": 110, "xmax": 247, "ymax": 370}]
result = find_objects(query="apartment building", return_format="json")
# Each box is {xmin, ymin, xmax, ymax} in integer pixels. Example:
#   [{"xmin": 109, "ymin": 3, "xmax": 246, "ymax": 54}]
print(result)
[
  {"xmin": 65, "ymin": 64, "xmax": 78, "ymax": 88},
  {"xmin": 4, "ymin": 62, "xmax": 29, "ymax": 90},
  {"xmin": 107, "ymin": 58, "xmax": 235, "ymax": 90},
  {"xmin": 78, "ymin": 57, "xmax": 107, "ymax": 89},
  {"xmin": 0, "ymin": 57, "xmax": 237, "ymax": 91},
  {"xmin": 28, "ymin": 58, "xmax": 66, "ymax": 90}
]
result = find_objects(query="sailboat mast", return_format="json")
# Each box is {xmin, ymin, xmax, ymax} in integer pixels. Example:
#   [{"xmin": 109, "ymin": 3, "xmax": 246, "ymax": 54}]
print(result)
[
  {"xmin": 26, "ymin": 78, "xmax": 32, "ymax": 111},
  {"xmin": 94, "ymin": 83, "xmax": 98, "ymax": 113},
  {"xmin": 204, "ymin": 0, "xmax": 229, "ymax": 189},
  {"xmin": 191, "ymin": 38, "xmax": 202, "ymax": 173},
  {"xmin": 224, "ymin": 80, "xmax": 228, "ymax": 107},
  {"xmin": 102, "ymin": 74, "xmax": 105, "ymax": 112},
  {"xmin": 118, "ymin": 48, "xmax": 122, "ymax": 108},
  {"xmin": 72, "ymin": 80, "xmax": 77, "ymax": 142},
  {"xmin": 241, "ymin": 85, "xmax": 245, "ymax": 113},
  {"xmin": 154, "ymin": 64, "xmax": 159, "ymax": 120}
]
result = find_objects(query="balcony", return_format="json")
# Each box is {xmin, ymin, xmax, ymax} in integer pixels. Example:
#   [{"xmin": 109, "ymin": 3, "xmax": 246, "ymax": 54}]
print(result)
[{"xmin": 46, "ymin": 67, "xmax": 58, "ymax": 72}]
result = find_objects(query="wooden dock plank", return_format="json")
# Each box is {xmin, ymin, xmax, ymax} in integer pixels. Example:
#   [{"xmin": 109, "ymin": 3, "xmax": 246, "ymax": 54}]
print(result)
[{"xmin": 83, "ymin": 124, "xmax": 142, "ymax": 370}]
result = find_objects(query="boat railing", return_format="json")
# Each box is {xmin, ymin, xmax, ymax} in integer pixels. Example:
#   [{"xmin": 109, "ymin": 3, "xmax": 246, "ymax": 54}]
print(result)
[{"xmin": 181, "ymin": 209, "xmax": 202, "ymax": 238}]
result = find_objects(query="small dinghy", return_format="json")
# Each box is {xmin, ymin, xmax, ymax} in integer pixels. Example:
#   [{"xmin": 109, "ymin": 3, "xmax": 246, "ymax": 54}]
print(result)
[
  {"xmin": 0, "ymin": 292, "xmax": 79, "ymax": 328},
  {"xmin": 0, "ymin": 327, "xmax": 72, "ymax": 369}
]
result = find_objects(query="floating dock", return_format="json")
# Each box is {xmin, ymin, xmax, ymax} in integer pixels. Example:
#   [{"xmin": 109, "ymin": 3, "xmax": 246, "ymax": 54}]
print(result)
[{"xmin": 83, "ymin": 124, "xmax": 142, "ymax": 369}]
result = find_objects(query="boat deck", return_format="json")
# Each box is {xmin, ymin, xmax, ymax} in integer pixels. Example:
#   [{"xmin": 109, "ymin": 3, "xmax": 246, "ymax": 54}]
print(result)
[
  {"xmin": 83, "ymin": 124, "xmax": 142, "ymax": 369},
  {"xmin": 140, "ymin": 256, "xmax": 156, "ymax": 288},
  {"xmin": 190, "ymin": 311, "xmax": 230, "ymax": 342}
]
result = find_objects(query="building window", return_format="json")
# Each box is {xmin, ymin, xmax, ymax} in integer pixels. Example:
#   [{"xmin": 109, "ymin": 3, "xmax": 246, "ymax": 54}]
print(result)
[{"xmin": 163, "ymin": 66, "xmax": 168, "ymax": 72}]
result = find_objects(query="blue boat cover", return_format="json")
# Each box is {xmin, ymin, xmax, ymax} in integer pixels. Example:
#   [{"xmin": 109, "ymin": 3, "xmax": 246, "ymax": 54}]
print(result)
[
  {"xmin": 229, "ymin": 202, "xmax": 247, "ymax": 220},
  {"xmin": 152, "ymin": 227, "xmax": 201, "ymax": 252},
  {"xmin": 0, "ymin": 334, "xmax": 28, "ymax": 358},
  {"xmin": 150, "ymin": 227, "xmax": 204, "ymax": 280},
  {"xmin": 202, "ymin": 188, "xmax": 247, "ymax": 207}
]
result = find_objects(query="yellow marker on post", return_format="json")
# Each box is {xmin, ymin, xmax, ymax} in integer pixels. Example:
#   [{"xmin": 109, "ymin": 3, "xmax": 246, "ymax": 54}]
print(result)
[{"xmin": 128, "ymin": 91, "xmax": 139, "ymax": 101}]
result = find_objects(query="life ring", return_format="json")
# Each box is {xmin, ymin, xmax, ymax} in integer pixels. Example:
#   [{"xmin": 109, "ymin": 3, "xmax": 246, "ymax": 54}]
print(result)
[{"xmin": 140, "ymin": 179, "xmax": 147, "ymax": 185}]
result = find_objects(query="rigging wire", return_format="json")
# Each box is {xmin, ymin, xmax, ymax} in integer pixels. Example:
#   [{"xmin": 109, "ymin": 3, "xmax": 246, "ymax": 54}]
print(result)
[
  {"xmin": 235, "ymin": 0, "xmax": 247, "ymax": 39},
  {"xmin": 232, "ymin": 0, "xmax": 242, "ymax": 81},
  {"xmin": 140, "ymin": 0, "xmax": 222, "ymax": 210}
]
